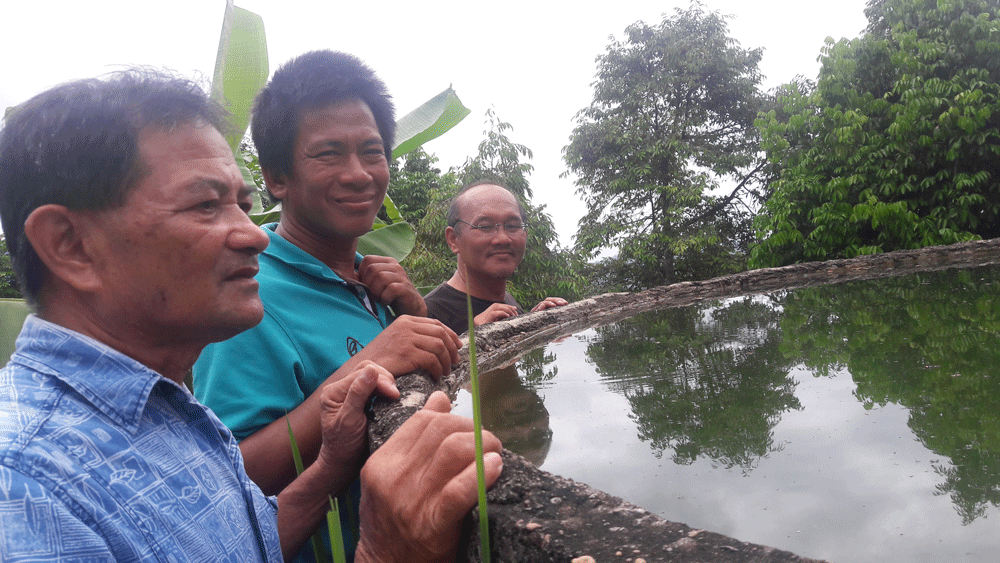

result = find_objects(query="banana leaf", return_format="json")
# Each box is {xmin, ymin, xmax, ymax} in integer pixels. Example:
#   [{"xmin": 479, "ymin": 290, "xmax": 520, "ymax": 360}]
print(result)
[{"xmin": 212, "ymin": 0, "xmax": 269, "ymax": 212}]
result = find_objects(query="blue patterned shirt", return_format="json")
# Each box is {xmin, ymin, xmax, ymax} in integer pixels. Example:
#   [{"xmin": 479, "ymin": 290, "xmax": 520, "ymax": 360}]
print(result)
[{"xmin": 0, "ymin": 316, "xmax": 284, "ymax": 562}]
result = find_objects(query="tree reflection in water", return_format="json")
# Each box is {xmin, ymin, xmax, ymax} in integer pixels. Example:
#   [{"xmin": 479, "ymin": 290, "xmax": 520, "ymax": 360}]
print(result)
[
  {"xmin": 465, "ymin": 265, "xmax": 1000, "ymax": 528},
  {"xmin": 582, "ymin": 296, "xmax": 801, "ymax": 471},
  {"xmin": 780, "ymin": 265, "xmax": 1000, "ymax": 524}
]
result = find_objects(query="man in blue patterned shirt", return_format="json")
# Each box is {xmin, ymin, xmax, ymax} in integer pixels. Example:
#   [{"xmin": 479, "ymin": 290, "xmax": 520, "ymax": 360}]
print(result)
[{"xmin": 0, "ymin": 70, "xmax": 502, "ymax": 563}]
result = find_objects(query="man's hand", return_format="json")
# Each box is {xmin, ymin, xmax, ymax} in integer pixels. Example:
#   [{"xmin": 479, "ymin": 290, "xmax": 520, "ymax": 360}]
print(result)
[
  {"xmin": 473, "ymin": 302, "xmax": 520, "ymax": 326},
  {"xmin": 352, "ymin": 315, "xmax": 461, "ymax": 380},
  {"xmin": 276, "ymin": 361, "xmax": 400, "ymax": 560},
  {"xmin": 530, "ymin": 296, "xmax": 568, "ymax": 313},
  {"xmin": 315, "ymin": 361, "xmax": 399, "ymax": 473},
  {"xmin": 355, "ymin": 392, "xmax": 503, "ymax": 563},
  {"xmin": 358, "ymin": 255, "xmax": 428, "ymax": 317}
]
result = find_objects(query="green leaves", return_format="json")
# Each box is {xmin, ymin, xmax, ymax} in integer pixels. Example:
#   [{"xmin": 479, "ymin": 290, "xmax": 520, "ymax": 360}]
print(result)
[
  {"xmin": 391, "ymin": 87, "xmax": 470, "ymax": 159},
  {"xmin": 353, "ymin": 87, "xmax": 471, "ymax": 260},
  {"xmin": 211, "ymin": 1, "xmax": 268, "ymax": 192},
  {"xmin": 753, "ymin": 0, "xmax": 1000, "ymax": 268},
  {"xmin": 464, "ymin": 290, "xmax": 491, "ymax": 563},
  {"xmin": 356, "ymin": 222, "xmax": 415, "ymax": 261}
]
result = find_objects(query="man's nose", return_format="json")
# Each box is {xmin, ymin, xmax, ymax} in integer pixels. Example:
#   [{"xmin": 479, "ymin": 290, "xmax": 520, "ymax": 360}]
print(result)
[
  {"xmin": 490, "ymin": 226, "xmax": 514, "ymax": 242},
  {"xmin": 338, "ymin": 153, "xmax": 373, "ymax": 187},
  {"xmin": 228, "ymin": 208, "xmax": 270, "ymax": 254}
]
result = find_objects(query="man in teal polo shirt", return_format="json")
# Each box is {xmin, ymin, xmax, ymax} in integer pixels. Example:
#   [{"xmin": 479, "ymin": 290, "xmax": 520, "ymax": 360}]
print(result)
[{"xmin": 193, "ymin": 51, "xmax": 462, "ymax": 561}]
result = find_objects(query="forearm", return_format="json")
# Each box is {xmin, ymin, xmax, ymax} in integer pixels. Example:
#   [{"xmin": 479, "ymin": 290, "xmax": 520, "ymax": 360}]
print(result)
[
  {"xmin": 239, "ymin": 368, "xmax": 356, "ymax": 494},
  {"xmin": 238, "ymin": 400, "xmax": 321, "ymax": 495}
]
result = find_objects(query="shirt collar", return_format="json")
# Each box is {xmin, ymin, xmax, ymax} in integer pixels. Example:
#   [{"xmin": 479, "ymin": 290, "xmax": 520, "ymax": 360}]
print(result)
[
  {"xmin": 260, "ymin": 223, "xmax": 362, "ymax": 283},
  {"xmin": 10, "ymin": 315, "xmax": 175, "ymax": 434}
]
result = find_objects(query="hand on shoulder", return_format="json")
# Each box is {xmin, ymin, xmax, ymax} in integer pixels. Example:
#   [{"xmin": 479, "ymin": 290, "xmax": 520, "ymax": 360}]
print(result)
[{"xmin": 358, "ymin": 255, "xmax": 428, "ymax": 317}]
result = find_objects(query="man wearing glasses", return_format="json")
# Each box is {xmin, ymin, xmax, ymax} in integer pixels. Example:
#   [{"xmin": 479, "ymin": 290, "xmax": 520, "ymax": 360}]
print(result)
[{"xmin": 424, "ymin": 181, "xmax": 567, "ymax": 334}]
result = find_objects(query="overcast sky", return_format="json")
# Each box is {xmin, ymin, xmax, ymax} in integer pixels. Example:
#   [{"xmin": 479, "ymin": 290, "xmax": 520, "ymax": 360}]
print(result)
[{"xmin": 1, "ymin": 0, "xmax": 869, "ymax": 245}]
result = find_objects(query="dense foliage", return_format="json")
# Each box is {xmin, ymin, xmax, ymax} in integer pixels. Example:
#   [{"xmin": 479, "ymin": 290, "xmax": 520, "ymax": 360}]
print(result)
[
  {"xmin": 564, "ymin": 3, "xmax": 767, "ymax": 289},
  {"xmin": 752, "ymin": 0, "xmax": 1000, "ymax": 267},
  {"xmin": 0, "ymin": 239, "xmax": 20, "ymax": 298}
]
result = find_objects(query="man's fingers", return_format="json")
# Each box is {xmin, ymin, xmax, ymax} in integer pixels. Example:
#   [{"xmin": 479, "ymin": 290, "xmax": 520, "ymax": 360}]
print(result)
[
  {"xmin": 436, "ymin": 451, "xmax": 504, "ymax": 525},
  {"xmin": 422, "ymin": 426, "xmax": 502, "ymax": 498},
  {"xmin": 475, "ymin": 304, "xmax": 519, "ymax": 326},
  {"xmin": 422, "ymin": 391, "xmax": 452, "ymax": 414},
  {"xmin": 343, "ymin": 368, "xmax": 379, "ymax": 411},
  {"xmin": 323, "ymin": 362, "xmax": 397, "ymax": 414},
  {"xmin": 531, "ymin": 297, "xmax": 568, "ymax": 312}
]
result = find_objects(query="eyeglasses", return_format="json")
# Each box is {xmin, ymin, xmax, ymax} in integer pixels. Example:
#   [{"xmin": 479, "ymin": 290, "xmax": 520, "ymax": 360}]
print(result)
[{"xmin": 454, "ymin": 219, "xmax": 529, "ymax": 235}]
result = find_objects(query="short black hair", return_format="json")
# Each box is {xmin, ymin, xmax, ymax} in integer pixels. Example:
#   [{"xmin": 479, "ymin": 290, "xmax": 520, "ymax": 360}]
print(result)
[
  {"xmin": 447, "ymin": 180, "xmax": 528, "ymax": 228},
  {"xmin": 251, "ymin": 50, "xmax": 395, "ymax": 188},
  {"xmin": 0, "ymin": 69, "xmax": 226, "ymax": 305}
]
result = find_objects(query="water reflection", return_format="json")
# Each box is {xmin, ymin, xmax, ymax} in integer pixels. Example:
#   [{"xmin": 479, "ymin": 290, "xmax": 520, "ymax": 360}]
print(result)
[
  {"xmin": 582, "ymin": 298, "xmax": 801, "ymax": 470},
  {"xmin": 477, "ymin": 356, "xmax": 554, "ymax": 467},
  {"xmin": 780, "ymin": 266, "xmax": 1000, "ymax": 524},
  {"xmin": 459, "ymin": 265, "xmax": 1000, "ymax": 561}
]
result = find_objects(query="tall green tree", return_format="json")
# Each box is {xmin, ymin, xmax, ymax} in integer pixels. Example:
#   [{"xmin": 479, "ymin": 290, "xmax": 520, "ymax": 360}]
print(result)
[
  {"xmin": 752, "ymin": 0, "xmax": 1000, "ymax": 268},
  {"xmin": 393, "ymin": 150, "xmax": 461, "ymax": 291},
  {"xmin": 564, "ymin": 2, "xmax": 766, "ymax": 288}
]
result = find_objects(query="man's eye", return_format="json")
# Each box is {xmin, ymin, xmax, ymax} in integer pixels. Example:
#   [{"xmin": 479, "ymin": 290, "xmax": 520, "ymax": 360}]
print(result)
[{"xmin": 195, "ymin": 200, "xmax": 220, "ymax": 212}]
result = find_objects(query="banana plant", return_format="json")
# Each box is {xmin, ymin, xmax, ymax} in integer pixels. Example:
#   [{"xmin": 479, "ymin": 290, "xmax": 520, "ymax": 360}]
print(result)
[
  {"xmin": 212, "ymin": 1, "xmax": 470, "ymax": 260},
  {"xmin": 212, "ymin": 0, "xmax": 268, "ymax": 199}
]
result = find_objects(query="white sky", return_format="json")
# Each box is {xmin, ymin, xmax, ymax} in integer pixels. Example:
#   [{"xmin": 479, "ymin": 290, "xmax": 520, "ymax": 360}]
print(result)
[{"xmin": 1, "ymin": 0, "xmax": 869, "ymax": 246}]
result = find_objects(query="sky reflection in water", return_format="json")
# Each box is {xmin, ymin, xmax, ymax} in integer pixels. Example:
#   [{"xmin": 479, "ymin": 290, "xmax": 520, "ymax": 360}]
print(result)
[{"xmin": 456, "ymin": 265, "xmax": 1000, "ymax": 562}]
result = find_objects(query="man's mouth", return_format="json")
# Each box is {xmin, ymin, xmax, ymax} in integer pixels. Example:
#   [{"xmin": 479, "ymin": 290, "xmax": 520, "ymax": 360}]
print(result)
[
  {"xmin": 225, "ymin": 264, "xmax": 259, "ymax": 281},
  {"xmin": 334, "ymin": 193, "xmax": 378, "ymax": 205}
]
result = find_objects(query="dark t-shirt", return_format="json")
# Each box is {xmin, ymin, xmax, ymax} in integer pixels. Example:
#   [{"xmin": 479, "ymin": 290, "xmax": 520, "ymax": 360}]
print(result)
[{"xmin": 424, "ymin": 282, "xmax": 523, "ymax": 335}]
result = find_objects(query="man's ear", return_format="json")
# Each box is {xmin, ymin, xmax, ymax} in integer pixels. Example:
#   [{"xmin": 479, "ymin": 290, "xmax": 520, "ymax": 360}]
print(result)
[
  {"xmin": 22, "ymin": 205, "xmax": 103, "ymax": 293},
  {"xmin": 262, "ymin": 168, "xmax": 290, "ymax": 201},
  {"xmin": 445, "ymin": 226, "xmax": 460, "ymax": 255}
]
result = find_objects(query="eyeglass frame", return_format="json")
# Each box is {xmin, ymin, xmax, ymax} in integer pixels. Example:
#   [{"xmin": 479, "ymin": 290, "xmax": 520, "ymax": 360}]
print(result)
[{"xmin": 452, "ymin": 219, "xmax": 530, "ymax": 235}]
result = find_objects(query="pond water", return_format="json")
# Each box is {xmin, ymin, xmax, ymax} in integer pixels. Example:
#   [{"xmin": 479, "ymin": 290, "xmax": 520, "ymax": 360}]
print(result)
[{"xmin": 455, "ymin": 264, "xmax": 1000, "ymax": 562}]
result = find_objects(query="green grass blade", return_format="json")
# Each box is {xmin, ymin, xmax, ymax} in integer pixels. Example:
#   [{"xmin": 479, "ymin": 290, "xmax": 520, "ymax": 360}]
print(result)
[
  {"xmin": 466, "ymin": 292, "xmax": 491, "ymax": 563},
  {"xmin": 327, "ymin": 496, "xmax": 347, "ymax": 563},
  {"xmin": 287, "ymin": 417, "xmax": 332, "ymax": 563},
  {"xmin": 286, "ymin": 416, "xmax": 306, "ymax": 474}
]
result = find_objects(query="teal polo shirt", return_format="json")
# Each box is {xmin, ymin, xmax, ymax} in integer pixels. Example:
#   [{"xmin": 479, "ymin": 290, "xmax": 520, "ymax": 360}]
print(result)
[
  {"xmin": 193, "ymin": 224, "xmax": 394, "ymax": 563},
  {"xmin": 194, "ymin": 223, "xmax": 394, "ymax": 440}
]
